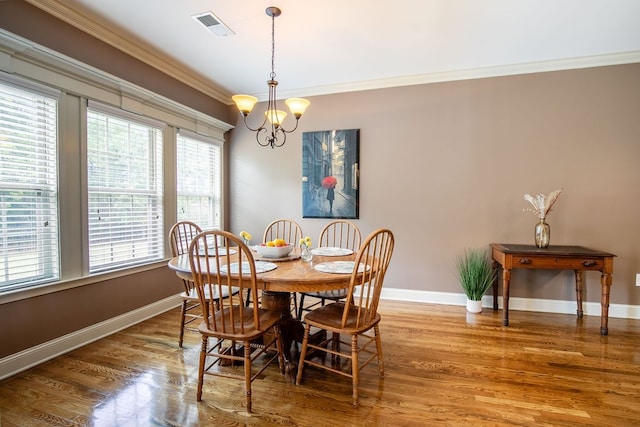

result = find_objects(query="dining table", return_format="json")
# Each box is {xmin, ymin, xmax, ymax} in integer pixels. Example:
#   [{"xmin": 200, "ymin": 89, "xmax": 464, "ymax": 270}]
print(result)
[{"xmin": 167, "ymin": 246, "xmax": 364, "ymax": 380}]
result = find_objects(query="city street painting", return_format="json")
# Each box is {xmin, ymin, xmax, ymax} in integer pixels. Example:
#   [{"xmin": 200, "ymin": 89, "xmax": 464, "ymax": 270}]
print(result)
[{"xmin": 302, "ymin": 129, "xmax": 359, "ymax": 219}]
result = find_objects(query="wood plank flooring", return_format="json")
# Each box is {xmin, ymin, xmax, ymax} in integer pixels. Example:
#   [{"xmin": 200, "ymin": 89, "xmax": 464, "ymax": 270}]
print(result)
[{"xmin": 1, "ymin": 300, "xmax": 639, "ymax": 426}]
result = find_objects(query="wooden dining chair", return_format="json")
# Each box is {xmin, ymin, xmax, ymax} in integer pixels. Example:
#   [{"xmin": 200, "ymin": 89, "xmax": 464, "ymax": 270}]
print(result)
[
  {"xmin": 295, "ymin": 228, "xmax": 395, "ymax": 406},
  {"xmin": 168, "ymin": 221, "xmax": 238, "ymax": 347},
  {"xmin": 188, "ymin": 230, "xmax": 284, "ymax": 413},
  {"xmin": 297, "ymin": 219, "xmax": 361, "ymax": 319},
  {"xmin": 248, "ymin": 219, "xmax": 305, "ymax": 312},
  {"xmin": 262, "ymin": 218, "xmax": 304, "ymax": 246},
  {"xmin": 169, "ymin": 221, "xmax": 203, "ymax": 347}
]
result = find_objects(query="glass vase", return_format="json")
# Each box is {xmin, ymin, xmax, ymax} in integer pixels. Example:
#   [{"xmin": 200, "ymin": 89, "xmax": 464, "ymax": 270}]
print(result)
[
  {"xmin": 534, "ymin": 219, "xmax": 550, "ymax": 248},
  {"xmin": 301, "ymin": 246, "xmax": 313, "ymax": 262}
]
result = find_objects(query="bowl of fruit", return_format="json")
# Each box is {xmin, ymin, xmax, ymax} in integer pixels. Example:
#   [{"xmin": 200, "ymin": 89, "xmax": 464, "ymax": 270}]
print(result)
[{"xmin": 255, "ymin": 238, "xmax": 293, "ymax": 258}]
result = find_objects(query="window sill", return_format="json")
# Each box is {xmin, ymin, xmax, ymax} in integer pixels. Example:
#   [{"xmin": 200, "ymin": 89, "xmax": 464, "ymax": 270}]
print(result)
[{"xmin": 0, "ymin": 260, "xmax": 170, "ymax": 305}]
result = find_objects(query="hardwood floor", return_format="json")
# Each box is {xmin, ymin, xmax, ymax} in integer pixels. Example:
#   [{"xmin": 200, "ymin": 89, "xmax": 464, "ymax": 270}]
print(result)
[{"xmin": 1, "ymin": 300, "xmax": 639, "ymax": 426}]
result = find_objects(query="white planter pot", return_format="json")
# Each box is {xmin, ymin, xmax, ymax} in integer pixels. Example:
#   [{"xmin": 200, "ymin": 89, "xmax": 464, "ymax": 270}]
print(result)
[{"xmin": 466, "ymin": 299, "xmax": 483, "ymax": 313}]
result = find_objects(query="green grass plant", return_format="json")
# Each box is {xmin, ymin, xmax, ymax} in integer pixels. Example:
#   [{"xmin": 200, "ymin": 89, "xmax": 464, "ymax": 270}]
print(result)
[{"xmin": 456, "ymin": 248, "xmax": 497, "ymax": 301}]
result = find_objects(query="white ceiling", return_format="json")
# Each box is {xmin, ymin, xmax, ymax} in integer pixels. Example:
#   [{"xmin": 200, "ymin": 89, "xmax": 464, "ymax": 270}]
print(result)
[{"xmin": 34, "ymin": 0, "xmax": 640, "ymax": 104}]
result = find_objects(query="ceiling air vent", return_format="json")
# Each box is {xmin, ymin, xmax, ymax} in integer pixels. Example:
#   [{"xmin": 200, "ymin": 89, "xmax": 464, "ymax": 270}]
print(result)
[{"xmin": 192, "ymin": 11, "xmax": 235, "ymax": 37}]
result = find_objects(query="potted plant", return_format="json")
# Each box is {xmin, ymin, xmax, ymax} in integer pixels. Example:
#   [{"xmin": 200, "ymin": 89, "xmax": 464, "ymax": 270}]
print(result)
[{"xmin": 456, "ymin": 248, "xmax": 497, "ymax": 313}]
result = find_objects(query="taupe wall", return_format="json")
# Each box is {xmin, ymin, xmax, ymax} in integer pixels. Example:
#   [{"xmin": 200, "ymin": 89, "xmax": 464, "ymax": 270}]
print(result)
[
  {"xmin": 0, "ymin": 1, "xmax": 638, "ymax": 361},
  {"xmin": 229, "ymin": 65, "xmax": 640, "ymax": 306},
  {"xmin": 1, "ymin": 270, "xmax": 183, "ymax": 357}
]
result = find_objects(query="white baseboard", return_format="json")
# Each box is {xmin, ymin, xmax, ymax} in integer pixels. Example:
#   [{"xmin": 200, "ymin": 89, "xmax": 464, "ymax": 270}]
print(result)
[
  {"xmin": 0, "ymin": 294, "xmax": 181, "ymax": 381},
  {"xmin": 2, "ymin": 290, "xmax": 638, "ymax": 381},
  {"xmin": 380, "ymin": 288, "xmax": 640, "ymax": 320}
]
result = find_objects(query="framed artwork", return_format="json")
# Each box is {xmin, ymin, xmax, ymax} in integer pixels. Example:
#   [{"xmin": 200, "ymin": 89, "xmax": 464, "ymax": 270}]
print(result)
[{"xmin": 302, "ymin": 129, "xmax": 359, "ymax": 219}]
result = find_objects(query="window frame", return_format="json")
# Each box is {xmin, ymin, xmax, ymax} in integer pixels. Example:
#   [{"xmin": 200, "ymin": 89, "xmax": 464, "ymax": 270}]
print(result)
[
  {"xmin": 0, "ymin": 74, "xmax": 61, "ymax": 292},
  {"xmin": 0, "ymin": 29, "xmax": 231, "ymax": 302},
  {"xmin": 176, "ymin": 130, "xmax": 223, "ymax": 231},
  {"xmin": 86, "ymin": 102, "xmax": 165, "ymax": 273}
]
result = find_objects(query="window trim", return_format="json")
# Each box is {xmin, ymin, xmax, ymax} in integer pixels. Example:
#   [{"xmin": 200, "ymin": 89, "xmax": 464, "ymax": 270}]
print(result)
[
  {"xmin": 0, "ymin": 29, "xmax": 232, "ymax": 139},
  {"xmin": 0, "ymin": 76, "xmax": 61, "ymax": 292},
  {"xmin": 86, "ymin": 102, "xmax": 165, "ymax": 273},
  {"xmin": 176, "ymin": 129, "xmax": 224, "ymax": 231},
  {"xmin": 0, "ymin": 29, "xmax": 232, "ymax": 304}
]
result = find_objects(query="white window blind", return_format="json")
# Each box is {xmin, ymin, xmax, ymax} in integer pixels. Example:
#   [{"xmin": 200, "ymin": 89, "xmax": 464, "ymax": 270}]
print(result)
[
  {"xmin": 0, "ymin": 79, "xmax": 59, "ymax": 292},
  {"xmin": 176, "ymin": 131, "xmax": 221, "ymax": 231},
  {"xmin": 87, "ymin": 104, "xmax": 164, "ymax": 273}
]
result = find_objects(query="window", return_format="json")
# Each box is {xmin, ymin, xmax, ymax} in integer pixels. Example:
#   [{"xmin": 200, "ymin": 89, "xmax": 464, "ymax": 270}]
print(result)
[
  {"xmin": 0, "ymin": 78, "xmax": 59, "ymax": 292},
  {"xmin": 87, "ymin": 103, "xmax": 164, "ymax": 273},
  {"xmin": 176, "ymin": 131, "xmax": 222, "ymax": 231}
]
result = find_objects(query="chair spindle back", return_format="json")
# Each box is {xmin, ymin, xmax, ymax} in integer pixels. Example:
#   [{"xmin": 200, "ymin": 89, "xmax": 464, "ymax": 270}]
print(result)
[
  {"xmin": 342, "ymin": 228, "xmax": 395, "ymax": 329},
  {"xmin": 318, "ymin": 219, "xmax": 361, "ymax": 251},
  {"xmin": 263, "ymin": 219, "xmax": 303, "ymax": 245},
  {"xmin": 188, "ymin": 230, "xmax": 261, "ymax": 334}
]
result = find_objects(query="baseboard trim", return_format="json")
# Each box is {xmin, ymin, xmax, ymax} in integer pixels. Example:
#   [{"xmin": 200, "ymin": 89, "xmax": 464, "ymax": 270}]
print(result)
[
  {"xmin": 0, "ymin": 295, "xmax": 181, "ymax": 380},
  {"xmin": 2, "ymin": 290, "xmax": 638, "ymax": 380},
  {"xmin": 380, "ymin": 288, "xmax": 640, "ymax": 320}
]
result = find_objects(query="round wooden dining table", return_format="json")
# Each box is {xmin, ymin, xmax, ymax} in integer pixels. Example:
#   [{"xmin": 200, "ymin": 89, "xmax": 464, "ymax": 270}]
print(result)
[
  {"xmin": 168, "ymin": 247, "xmax": 357, "ymax": 293},
  {"xmin": 167, "ymin": 247, "xmax": 359, "ymax": 379}
]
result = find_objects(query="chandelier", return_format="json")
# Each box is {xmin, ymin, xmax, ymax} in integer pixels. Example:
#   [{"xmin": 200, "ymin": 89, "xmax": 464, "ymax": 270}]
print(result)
[{"xmin": 232, "ymin": 6, "xmax": 310, "ymax": 148}]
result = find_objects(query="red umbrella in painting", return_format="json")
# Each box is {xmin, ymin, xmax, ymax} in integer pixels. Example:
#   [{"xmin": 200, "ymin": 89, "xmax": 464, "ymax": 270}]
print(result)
[{"xmin": 321, "ymin": 176, "xmax": 337, "ymax": 189}]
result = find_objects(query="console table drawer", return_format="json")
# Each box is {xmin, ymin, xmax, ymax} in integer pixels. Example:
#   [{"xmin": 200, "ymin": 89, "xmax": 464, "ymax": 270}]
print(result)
[{"xmin": 514, "ymin": 256, "xmax": 603, "ymax": 270}]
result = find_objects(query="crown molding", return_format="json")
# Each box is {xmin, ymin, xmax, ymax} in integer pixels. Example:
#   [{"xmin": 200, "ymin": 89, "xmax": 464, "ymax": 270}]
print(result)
[
  {"xmin": 276, "ymin": 51, "xmax": 640, "ymax": 99},
  {"xmin": 25, "ymin": 0, "xmax": 231, "ymax": 104}
]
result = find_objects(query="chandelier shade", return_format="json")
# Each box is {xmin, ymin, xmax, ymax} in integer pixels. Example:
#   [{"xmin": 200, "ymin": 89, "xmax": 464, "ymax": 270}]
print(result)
[
  {"xmin": 285, "ymin": 98, "xmax": 311, "ymax": 118},
  {"xmin": 232, "ymin": 6, "xmax": 310, "ymax": 148},
  {"xmin": 266, "ymin": 109, "xmax": 286, "ymax": 125},
  {"xmin": 231, "ymin": 94, "xmax": 258, "ymax": 114}
]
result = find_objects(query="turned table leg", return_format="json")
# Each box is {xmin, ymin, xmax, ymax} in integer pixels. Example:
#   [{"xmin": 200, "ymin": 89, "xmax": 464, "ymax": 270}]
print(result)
[
  {"xmin": 574, "ymin": 270, "xmax": 584, "ymax": 318},
  {"xmin": 600, "ymin": 273, "xmax": 612, "ymax": 336},
  {"xmin": 261, "ymin": 291, "xmax": 303, "ymax": 382},
  {"xmin": 502, "ymin": 268, "xmax": 511, "ymax": 327},
  {"xmin": 492, "ymin": 260, "xmax": 499, "ymax": 311}
]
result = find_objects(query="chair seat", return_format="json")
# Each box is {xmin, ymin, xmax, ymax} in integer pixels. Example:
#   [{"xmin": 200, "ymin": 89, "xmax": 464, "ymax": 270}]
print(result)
[
  {"xmin": 303, "ymin": 302, "xmax": 380, "ymax": 334},
  {"xmin": 303, "ymin": 288, "xmax": 348, "ymax": 299},
  {"xmin": 199, "ymin": 305, "xmax": 282, "ymax": 341},
  {"xmin": 181, "ymin": 286, "xmax": 239, "ymax": 301}
]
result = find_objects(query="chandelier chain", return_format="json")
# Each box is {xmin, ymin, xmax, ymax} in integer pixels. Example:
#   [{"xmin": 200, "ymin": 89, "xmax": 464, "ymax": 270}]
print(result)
[{"xmin": 270, "ymin": 12, "xmax": 276, "ymax": 80}]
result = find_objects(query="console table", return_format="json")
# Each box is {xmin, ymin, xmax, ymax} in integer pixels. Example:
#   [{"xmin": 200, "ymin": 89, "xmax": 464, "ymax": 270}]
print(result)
[{"xmin": 489, "ymin": 243, "xmax": 615, "ymax": 335}]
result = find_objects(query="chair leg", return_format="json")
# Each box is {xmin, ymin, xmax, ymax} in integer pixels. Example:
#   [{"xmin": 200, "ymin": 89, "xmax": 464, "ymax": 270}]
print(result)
[
  {"xmin": 275, "ymin": 325, "xmax": 285, "ymax": 374},
  {"xmin": 297, "ymin": 293, "xmax": 305, "ymax": 319},
  {"xmin": 351, "ymin": 334, "xmax": 359, "ymax": 407},
  {"xmin": 374, "ymin": 325, "xmax": 384, "ymax": 377},
  {"xmin": 331, "ymin": 332, "xmax": 341, "ymax": 367},
  {"xmin": 179, "ymin": 300, "xmax": 188, "ymax": 347},
  {"xmin": 292, "ymin": 292, "xmax": 299, "ymax": 319},
  {"xmin": 197, "ymin": 336, "xmax": 207, "ymax": 401},
  {"xmin": 244, "ymin": 340, "xmax": 252, "ymax": 413},
  {"xmin": 295, "ymin": 324, "xmax": 311, "ymax": 385},
  {"xmin": 245, "ymin": 289, "xmax": 251, "ymax": 306}
]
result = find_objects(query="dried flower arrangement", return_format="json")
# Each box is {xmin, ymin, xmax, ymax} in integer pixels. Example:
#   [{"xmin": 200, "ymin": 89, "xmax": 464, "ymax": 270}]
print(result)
[{"xmin": 523, "ymin": 189, "xmax": 563, "ymax": 220}]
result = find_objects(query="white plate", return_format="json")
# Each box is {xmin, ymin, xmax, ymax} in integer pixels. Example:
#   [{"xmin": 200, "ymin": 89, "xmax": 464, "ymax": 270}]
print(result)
[
  {"xmin": 198, "ymin": 247, "xmax": 237, "ymax": 256},
  {"xmin": 313, "ymin": 261, "xmax": 370, "ymax": 274},
  {"xmin": 310, "ymin": 247, "xmax": 353, "ymax": 257},
  {"xmin": 219, "ymin": 261, "xmax": 278, "ymax": 274}
]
